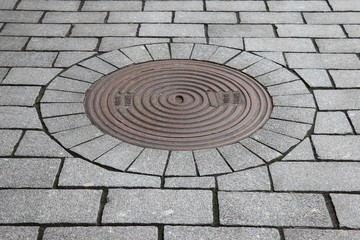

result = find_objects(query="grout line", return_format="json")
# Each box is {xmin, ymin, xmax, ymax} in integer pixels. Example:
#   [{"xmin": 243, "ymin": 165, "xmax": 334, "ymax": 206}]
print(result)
[
  {"xmin": 323, "ymin": 193, "xmax": 340, "ymax": 229},
  {"xmin": 97, "ymin": 189, "xmax": 109, "ymax": 226},
  {"xmin": 278, "ymin": 228, "xmax": 286, "ymax": 240},
  {"xmin": 267, "ymin": 165, "xmax": 275, "ymax": 191},
  {"xmin": 212, "ymin": 179, "xmax": 220, "ymax": 227},
  {"xmin": 52, "ymin": 158, "xmax": 65, "ymax": 189},
  {"xmin": 37, "ymin": 226, "xmax": 45, "ymax": 240},
  {"xmin": 11, "ymin": 130, "xmax": 25, "ymax": 156},
  {"xmin": 158, "ymin": 225, "xmax": 164, "ymax": 240}
]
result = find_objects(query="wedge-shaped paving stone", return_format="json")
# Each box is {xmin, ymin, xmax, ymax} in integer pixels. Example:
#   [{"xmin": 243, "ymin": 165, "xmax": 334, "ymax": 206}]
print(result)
[
  {"xmin": 1, "ymin": 24, "xmax": 70, "ymax": 37},
  {"xmin": 207, "ymin": 1, "xmax": 266, "ymax": 11},
  {"xmin": 48, "ymin": 77, "xmax": 92, "ymax": 93},
  {"xmin": 241, "ymin": 12, "xmax": 303, "ymax": 24},
  {"xmin": 191, "ymin": 44, "xmax": 218, "ymax": 61},
  {"xmin": 43, "ymin": 226, "xmax": 158, "ymax": 240},
  {"xmin": 61, "ymin": 65, "xmax": 103, "ymax": 83},
  {"xmin": 0, "ymin": 37, "xmax": 28, "ymax": 50},
  {"xmin": 0, "ymin": 10, "xmax": 42, "ymax": 22},
  {"xmin": 59, "ymin": 158, "xmax": 160, "ymax": 188},
  {"xmin": 16, "ymin": 131, "xmax": 70, "ymax": 157},
  {"xmin": 0, "ymin": 130, "xmax": 22, "ymax": 156},
  {"xmin": 267, "ymin": 81, "xmax": 309, "ymax": 96},
  {"xmin": 0, "ymin": 158, "xmax": 60, "ymax": 188},
  {"xmin": 312, "ymin": 135, "xmax": 360, "ymax": 160},
  {"xmin": 271, "ymin": 107, "xmax": 316, "ymax": 124},
  {"xmin": 165, "ymin": 226, "xmax": 280, "ymax": 240},
  {"xmin": 144, "ymin": 1, "xmax": 203, "ymax": 11},
  {"xmin": 194, "ymin": 149, "xmax": 232, "ymax": 176},
  {"xmin": 315, "ymin": 112, "xmax": 353, "ymax": 134},
  {"xmin": 245, "ymin": 38, "xmax": 316, "ymax": 52},
  {"xmin": 331, "ymin": 194, "xmax": 360, "ymax": 228},
  {"xmin": 218, "ymin": 166, "xmax": 271, "ymax": 191},
  {"xmin": 219, "ymin": 192, "xmax": 332, "ymax": 227},
  {"xmin": 272, "ymin": 162, "xmax": 360, "ymax": 191},
  {"xmin": 226, "ymin": 52, "xmax": 262, "ymax": 70},
  {"xmin": 43, "ymin": 12, "xmax": 106, "ymax": 23},
  {"xmin": 121, "ymin": 45, "xmax": 153, "ymax": 63},
  {"xmin": 277, "ymin": 24, "xmax": 345, "ymax": 38},
  {"xmin": 243, "ymin": 59, "xmax": 281, "ymax": 77},
  {"xmin": 263, "ymin": 119, "xmax": 311, "ymax": 139},
  {"xmin": 44, "ymin": 114, "xmax": 92, "ymax": 133},
  {"xmin": 218, "ymin": 143, "xmax": 264, "ymax": 171},
  {"xmin": 18, "ymin": 0, "xmax": 79, "ymax": 11},
  {"xmin": 72, "ymin": 24, "xmax": 138, "ymax": 37},
  {"xmin": 55, "ymin": 52, "xmax": 96, "ymax": 68},
  {"xmin": 268, "ymin": 1, "xmax": 330, "ymax": 11},
  {"xmin": 0, "ymin": 86, "xmax": 40, "ymax": 106},
  {"xmin": 165, "ymin": 151, "xmax": 197, "ymax": 176},
  {"xmin": 314, "ymin": 90, "xmax": 360, "ymax": 110},
  {"xmin": 98, "ymin": 50, "xmax": 133, "ymax": 68},
  {"xmin": 146, "ymin": 43, "xmax": 170, "ymax": 60},
  {"xmin": 79, "ymin": 57, "xmax": 117, "ymax": 75},
  {"xmin": 175, "ymin": 12, "xmax": 237, "ymax": 23},
  {"xmin": 240, "ymin": 138, "xmax": 282, "ymax": 162},
  {"xmin": 209, "ymin": 25, "xmax": 274, "ymax": 37},
  {"xmin": 283, "ymin": 138, "xmax": 315, "ymax": 161},
  {"xmin": 82, "ymin": 1, "xmax": 142, "ymax": 11},
  {"xmin": 0, "ymin": 226, "xmax": 38, "ymax": 240},
  {"xmin": 170, "ymin": 43, "xmax": 193, "ymax": 59},
  {"xmin": 27, "ymin": 38, "xmax": 98, "ymax": 51},
  {"xmin": 208, "ymin": 47, "xmax": 241, "ymax": 64},
  {"xmin": 100, "ymin": 37, "xmax": 169, "ymax": 52},
  {"xmin": 109, "ymin": 12, "xmax": 172, "ymax": 23},
  {"xmin": 0, "ymin": 189, "xmax": 101, "ymax": 224},
  {"xmin": 209, "ymin": 37, "xmax": 244, "ymax": 49},
  {"xmin": 286, "ymin": 53, "xmax": 360, "ymax": 69},
  {"xmin": 251, "ymin": 129, "xmax": 300, "ymax": 153},
  {"xmin": 349, "ymin": 111, "xmax": 360, "ymax": 134},
  {"xmin": 41, "ymin": 90, "xmax": 84, "ymax": 103},
  {"xmin": 256, "ymin": 68, "xmax": 299, "ymax": 87},
  {"xmin": 255, "ymin": 52, "xmax": 286, "ymax": 65},
  {"xmin": 165, "ymin": 177, "xmax": 215, "ymax": 189},
  {"xmin": 128, "ymin": 148, "xmax": 169, "ymax": 175},
  {"xmin": 0, "ymin": 52, "xmax": 57, "ymax": 67},
  {"xmin": 2, "ymin": 68, "xmax": 62, "ymax": 85},
  {"xmin": 273, "ymin": 94, "xmax": 316, "ymax": 108},
  {"xmin": 284, "ymin": 229, "xmax": 360, "ymax": 240},
  {"xmin": 103, "ymin": 189, "xmax": 213, "ymax": 224},
  {"xmin": 0, "ymin": 107, "xmax": 41, "ymax": 129},
  {"xmin": 140, "ymin": 24, "xmax": 204, "ymax": 37},
  {"xmin": 295, "ymin": 69, "xmax": 332, "ymax": 88},
  {"xmin": 330, "ymin": 70, "xmax": 360, "ymax": 88}
]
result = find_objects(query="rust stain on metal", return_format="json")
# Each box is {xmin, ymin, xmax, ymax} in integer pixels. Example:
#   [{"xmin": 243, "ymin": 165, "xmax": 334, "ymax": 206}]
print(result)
[{"xmin": 85, "ymin": 60, "xmax": 272, "ymax": 150}]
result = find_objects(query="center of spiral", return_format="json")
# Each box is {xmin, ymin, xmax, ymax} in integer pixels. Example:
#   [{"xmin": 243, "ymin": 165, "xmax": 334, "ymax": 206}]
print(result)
[{"xmin": 175, "ymin": 95, "xmax": 184, "ymax": 104}]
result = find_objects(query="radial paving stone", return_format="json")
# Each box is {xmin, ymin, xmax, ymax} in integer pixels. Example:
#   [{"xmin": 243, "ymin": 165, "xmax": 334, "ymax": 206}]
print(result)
[
  {"xmin": 55, "ymin": 52, "xmax": 96, "ymax": 68},
  {"xmin": 48, "ymin": 77, "xmax": 92, "ymax": 93},
  {"xmin": 43, "ymin": 114, "xmax": 92, "ymax": 134},
  {"xmin": 165, "ymin": 151, "xmax": 197, "ymax": 176},
  {"xmin": 282, "ymin": 138, "xmax": 315, "ymax": 161},
  {"xmin": 271, "ymin": 107, "xmax": 316, "ymax": 124},
  {"xmin": 0, "ymin": 226, "xmax": 39, "ymax": 240},
  {"xmin": 43, "ymin": 103, "xmax": 86, "ymax": 118}
]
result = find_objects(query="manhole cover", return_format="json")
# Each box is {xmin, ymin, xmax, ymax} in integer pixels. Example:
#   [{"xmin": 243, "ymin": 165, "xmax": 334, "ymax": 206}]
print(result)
[{"xmin": 85, "ymin": 60, "xmax": 272, "ymax": 150}]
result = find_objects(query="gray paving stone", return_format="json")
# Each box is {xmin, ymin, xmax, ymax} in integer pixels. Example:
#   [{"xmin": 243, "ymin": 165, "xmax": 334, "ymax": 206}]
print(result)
[
  {"xmin": 71, "ymin": 24, "xmax": 137, "ymax": 37},
  {"xmin": 254, "ymin": 51, "xmax": 286, "ymax": 65},
  {"xmin": 0, "ymin": 158, "xmax": 60, "ymax": 188},
  {"xmin": 209, "ymin": 25, "xmax": 274, "ymax": 37},
  {"xmin": 207, "ymin": 1, "xmax": 266, "ymax": 11},
  {"xmin": 70, "ymin": 135, "xmax": 121, "ymax": 161},
  {"xmin": 264, "ymin": 119, "xmax": 311, "ymax": 139},
  {"xmin": 331, "ymin": 194, "xmax": 360, "ymax": 228},
  {"xmin": 165, "ymin": 177, "xmax": 215, "ymax": 189},
  {"xmin": 146, "ymin": 43, "xmax": 170, "ymax": 60},
  {"xmin": 295, "ymin": 69, "xmax": 332, "ymax": 88},
  {"xmin": 0, "ymin": 37, "xmax": 28, "ymax": 50},
  {"xmin": 0, "ymin": 52, "xmax": 57, "ymax": 67},
  {"xmin": 267, "ymin": 80, "xmax": 309, "ymax": 96},
  {"xmin": 1, "ymin": 23, "xmax": 70, "ymax": 37},
  {"xmin": 273, "ymin": 94, "xmax": 316, "ymax": 108},
  {"xmin": 79, "ymin": 57, "xmax": 117, "ymax": 74},
  {"xmin": 226, "ymin": 52, "xmax": 262, "ymax": 70},
  {"xmin": 312, "ymin": 135, "xmax": 360, "ymax": 160},
  {"xmin": 240, "ymin": 138, "xmax": 282, "ymax": 162},
  {"xmin": 0, "ymin": 10, "xmax": 42, "ymax": 22},
  {"xmin": 173, "ymin": 37, "xmax": 206, "ymax": 44},
  {"xmin": 175, "ymin": 12, "xmax": 236, "ymax": 23},
  {"xmin": 218, "ymin": 143, "xmax": 264, "ymax": 171},
  {"xmin": 329, "ymin": 0, "xmax": 360, "ymax": 11},
  {"xmin": 0, "ymin": 106, "xmax": 41, "ymax": 129},
  {"xmin": 251, "ymin": 129, "xmax": 300, "ymax": 153},
  {"xmin": 82, "ymin": 1, "xmax": 142, "ymax": 11},
  {"xmin": 315, "ymin": 112, "xmax": 353, "ymax": 134},
  {"xmin": 27, "ymin": 38, "xmax": 98, "ymax": 51},
  {"xmin": 286, "ymin": 53, "xmax": 360, "ymax": 69},
  {"xmin": 330, "ymin": 70, "xmax": 360, "ymax": 88},
  {"xmin": 349, "ymin": 111, "xmax": 360, "ymax": 134},
  {"xmin": 43, "ymin": 12, "xmax": 106, "ymax": 23},
  {"xmin": 268, "ymin": 1, "xmax": 330, "ymax": 11},
  {"xmin": 53, "ymin": 125, "xmax": 103, "ymax": 149},
  {"xmin": 277, "ymin": 24, "xmax": 345, "ymax": 38},
  {"xmin": 103, "ymin": 189, "xmax": 213, "ymax": 224},
  {"xmin": 209, "ymin": 38, "xmax": 244, "ymax": 49},
  {"xmin": 0, "ymin": 86, "xmax": 40, "ymax": 106},
  {"xmin": 194, "ymin": 149, "xmax": 232, "ymax": 176},
  {"xmin": 219, "ymin": 192, "xmax": 332, "ymax": 227},
  {"xmin": 44, "ymin": 114, "xmax": 92, "ymax": 133},
  {"xmin": 165, "ymin": 151, "xmax": 197, "ymax": 176},
  {"xmin": 241, "ymin": 12, "xmax": 303, "ymax": 24},
  {"xmin": 128, "ymin": 148, "xmax": 169, "ymax": 175},
  {"xmin": 0, "ymin": 189, "xmax": 101, "ymax": 223},
  {"xmin": 42, "ymin": 90, "xmax": 85, "ymax": 103},
  {"xmin": 208, "ymin": 47, "xmax": 241, "ymax": 64},
  {"xmin": 0, "ymin": 68, "xmax": 9, "ymax": 83},
  {"xmin": 317, "ymin": 39, "xmax": 360, "ymax": 53},
  {"xmin": 16, "ymin": 131, "xmax": 70, "ymax": 157},
  {"xmin": 272, "ymin": 162, "xmax": 360, "ymax": 192},
  {"xmin": 140, "ymin": 24, "xmax": 204, "ymax": 37},
  {"xmin": 0, "ymin": 130, "xmax": 21, "ymax": 156},
  {"xmin": 245, "ymin": 38, "xmax": 315, "ymax": 52},
  {"xmin": 0, "ymin": 0, "xmax": 17, "ymax": 9},
  {"xmin": 55, "ymin": 52, "xmax": 96, "ymax": 68},
  {"xmin": 48, "ymin": 77, "xmax": 91, "ymax": 93},
  {"xmin": 18, "ymin": 0, "xmax": 80, "ymax": 11},
  {"xmin": 121, "ymin": 45, "xmax": 153, "ymax": 63},
  {"xmin": 256, "ymin": 68, "xmax": 299, "ymax": 87},
  {"xmin": 344, "ymin": 25, "xmax": 360, "ymax": 37},
  {"xmin": 304, "ymin": 13, "xmax": 360, "ymax": 24},
  {"xmin": 170, "ymin": 43, "xmax": 193, "ymax": 59},
  {"xmin": 59, "ymin": 158, "xmax": 160, "ymax": 188},
  {"xmin": 218, "ymin": 166, "xmax": 271, "ymax": 191},
  {"xmin": 61, "ymin": 65, "xmax": 103, "ymax": 83},
  {"xmin": 100, "ymin": 37, "xmax": 169, "ymax": 51},
  {"xmin": 144, "ymin": 1, "xmax": 203, "ymax": 11},
  {"xmin": 165, "ymin": 226, "xmax": 280, "ymax": 240},
  {"xmin": 95, "ymin": 143, "xmax": 143, "ymax": 171},
  {"xmin": 98, "ymin": 50, "xmax": 133, "ymax": 68},
  {"xmin": 109, "ymin": 12, "xmax": 171, "ymax": 23},
  {"xmin": 3, "ymin": 68, "xmax": 61, "ymax": 85},
  {"xmin": 0, "ymin": 226, "xmax": 38, "ymax": 240},
  {"xmin": 282, "ymin": 138, "xmax": 315, "ymax": 160},
  {"xmin": 191, "ymin": 44, "xmax": 218, "ymax": 61},
  {"xmin": 43, "ymin": 226, "xmax": 158, "ymax": 240},
  {"xmin": 284, "ymin": 229, "xmax": 360, "ymax": 240},
  {"xmin": 243, "ymin": 59, "xmax": 282, "ymax": 77},
  {"xmin": 314, "ymin": 90, "xmax": 360, "ymax": 110}
]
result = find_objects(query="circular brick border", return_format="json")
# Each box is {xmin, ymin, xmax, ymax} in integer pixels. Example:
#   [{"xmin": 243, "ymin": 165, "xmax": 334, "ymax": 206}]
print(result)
[{"xmin": 41, "ymin": 43, "xmax": 315, "ymax": 177}]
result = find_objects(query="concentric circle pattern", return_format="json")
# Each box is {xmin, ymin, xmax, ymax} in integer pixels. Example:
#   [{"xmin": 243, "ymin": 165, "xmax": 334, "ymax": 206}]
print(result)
[{"xmin": 85, "ymin": 60, "xmax": 272, "ymax": 150}]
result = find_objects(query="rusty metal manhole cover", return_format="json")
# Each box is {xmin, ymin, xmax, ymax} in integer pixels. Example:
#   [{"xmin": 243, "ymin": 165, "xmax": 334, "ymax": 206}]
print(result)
[{"xmin": 85, "ymin": 60, "xmax": 272, "ymax": 150}]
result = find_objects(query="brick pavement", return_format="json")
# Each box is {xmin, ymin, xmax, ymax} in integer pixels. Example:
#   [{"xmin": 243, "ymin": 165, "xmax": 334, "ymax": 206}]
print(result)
[{"xmin": 1, "ymin": 0, "xmax": 360, "ymax": 239}]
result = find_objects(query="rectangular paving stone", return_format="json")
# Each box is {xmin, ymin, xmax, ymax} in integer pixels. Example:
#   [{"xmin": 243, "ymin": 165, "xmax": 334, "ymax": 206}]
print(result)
[
  {"xmin": 43, "ymin": 12, "xmax": 106, "ymax": 23},
  {"xmin": 0, "ymin": 130, "xmax": 22, "ymax": 156},
  {"xmin": 100, "ymin": 37, "xmax": 169, "ymax": 51},
  {"xmin": 175, "ymin": 12, "xmax": 237, "ymax": 23},
  {"xmin": 144, "ymin": 1, "xmax": 203, "ymax": 11},
  {"xmin": 18, "ymin": 0, "xmax": 80, "ymax": 11},
  {"xmin": 48, "ymin": 77, "xmax": 92, "ymax": 93},
  {"xmin": 103, "ymin": 189, "xmax": 213, "ymax": 224},
  {"xmin": 344, "ymin": 25, "xmax": 360, "ymax": 37},
  {"xmin": 207, "ymin": 1, "xmax": 266, "ymax": 11},
  {"xmin": 263, "ymin": 119, "xmax": 311, "ymax": 139},
  {"xmin": 251, "ymin": 129, "xmax": 300, "ymax": 153},
  {"xmin": 71, "ymin": 24, "xmax": 138, "ymax": 37},
  {"xmin": 268, "ymin": 1, "xmax": 330, "ymax": 11},
  {"xmin": 273, "ymin": 94, "xmax": 316, "ymax": 108},
  {"xmin": 41, "ymin": 90, "xmax": 85, "ymax": 103},
  {"xmin": 0, "ymin": 37, "xmax": 28, "ymax": 50},
  {"xmin": 240, "ymin": 138, "xmax": 282, "ymax": 162},
  {"xmin": 61, "ymin": 65, "xmax": 103, "ymax": 83},
  {"xmin": 304, "ymin": 13, "xmax": 360, "ymax": 24},
  {"xmin": 82, "ymin": 1, "xmax": 142, "ymax": 11},
  {"xmin": 0, "ymin": 189, "xmax": 101, "ymax": 223},
  {"xmin": 317, "ymin": 39, "xmax": 360, "ymax": 53},
  {"xmin": 286, "ymin": 53, "xmax": 360, "ymax": 69},
  {"xmin": 165, "ymin": 151, "xmax": 197, "ymax": 176},
  {"xmin": 0, "ymin": 226, "xmax": 38, "ymax": 240},
  {"xmin": 165, "ymin": 177, "xmax": 215, "ymax": 189},
  {"xmin": 194, "ymin": 149, "xmax": 232, "ymax": 176},
  {"xmin": 209, "ymin": 25, "xmax": 274, "ymax": 37},
  {"xmin": 0, "ymin": 52, "xmax": 57, "ymax": 67},
  {"xmin": 0, "ymin": 158, "xmax": 61, "ymax": 188},
  {"xmin": 44, "ymin": 114, "xmax": 92, "ymax": 133},
  {"xmin": 312, "ymin": 135, "xmax": 360, "ymax": 160},
  {"xmin": 3, "ymin": 68, "xmax": 62, "ymax": 85},
  {"xmin": 349, "ymin": 111, "xmax": 360, "ymax": 134},
  {"xmin": 271, "ymin": 106, "xmax": 316, "ymax": 124},
  {"xmin": 272, "ymin": 162, "xmax": 360, "ymax": 192},
  {"xmin": 0, "ymin": 0, "xmax": 17, "ymax": 9},
  {"xmin": 165, "ymin": 226, "xmax": 280, "ymax": 240},
  {"xmin": 0, "ymin": 106, "xmax": 41, "ymax": 129},
  {"xmin": 209, "ymin": 37, "xmax": 244, "ymax": 49},
  {"xmin": 285, "ymin": 229, "xmax": 360, "ymax": 240},
  {"xmin": 277, "ymin": 24, "xmax": 345, "ymax": 38},
  {"xmin": 0, "ymin": 86, "xmax": 40, "ymax": 106},
  {"xmin": 140, "ymin": 24, "xmax": 204, "ymax": 37},
  {"xmin": 1, "ymin": 23, "xmax": 70, "ymax": 37},
  {"xmin": 315, "ymin": 112, "xmax": 352, "ymax": 134},
  {"xmin": 0, "ymin": 10, "xmax": 42, "ymax": 22},
  {"xmin": 245, "ymin": 38, "xmax": 315, "ymax": 52},
  {"xmin": 329, "ymin": 0, "xmax": 360, "ymax": 11},
  {"xmin": 219, "ymin": 192, "xmax": 332, "ymax": 227},
  {"xmin": 173, "ymin": 37, "xmax": 207, "ymax": 44},
  {"xmin": 314, "ymin": 90, "xmax": 360, "ymax": 110},
  {"xmin": 331, "ymin": 194, "xmax": 360, "ymax": 228},
  {"xmin": 295, "ymin": 69, "xmax": 332, "ymax": 88},
  {"xmin": 330, "ymin": 70, "xmax": 360, "ymax": 88},
  {"xmin": 27, "ymin": 38, "xmax": 98, "ymax": 51},
  {"xmin": 43, "ymin": 226, "xmax": 157, "ymax": 240},
  {"xmin": 55, "ymin": 52, "xmax": 96, "ymax": 68},
  {"xmin": 241, "ymin": 12, "xmax": 303, "ymax": 24},
  {"xmin": 128, "ymin": 148, "xmax": 169, "ymax": 175},
  {"xmin": 109, "ymin": 12, "xmax": 172, "ymax": 23}
]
